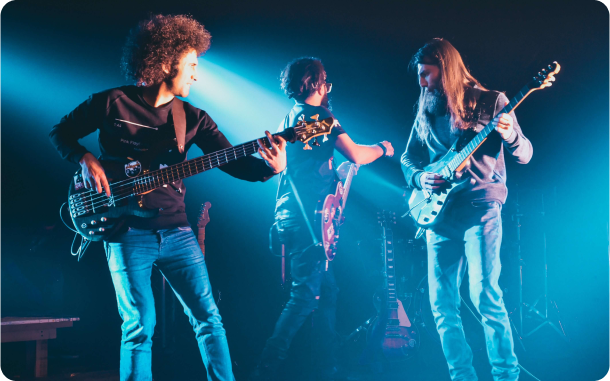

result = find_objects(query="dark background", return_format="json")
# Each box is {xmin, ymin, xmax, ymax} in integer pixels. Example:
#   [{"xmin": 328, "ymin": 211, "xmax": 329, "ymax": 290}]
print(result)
[{"xmin": 1, "ymin": 0, "xmax": 608, "ymax": 380}]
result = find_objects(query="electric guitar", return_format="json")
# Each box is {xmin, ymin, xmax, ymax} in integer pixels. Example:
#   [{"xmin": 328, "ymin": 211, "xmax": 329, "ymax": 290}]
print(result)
[
  {"xmin": 407, "ymin": 62, "xmax": 560, "ymax": 234},
  {"xmin": 196, "ymin": 202, "xmax": 211, "ymax": 258},
  {"xmin": 368, "ymin": 211, "xmax": 419, "ymax": 361},
  {"xmin": 67, "ymin": 117, "xmax": 335, "ymax": 241},
  {"xmin": 316, "ymin": 163, "xmax": 359, "ymax": 261}
]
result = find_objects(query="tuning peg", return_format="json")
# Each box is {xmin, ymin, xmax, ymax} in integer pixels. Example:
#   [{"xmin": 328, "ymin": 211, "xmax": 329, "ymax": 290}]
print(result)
[
  {"xmin": 548, "ymin": 64, "xmax": 554, "ymax": 71},
  {"xmin": 312, "ymin": 137, "xmax": 321, "ymax": 146},
  {"xmin": 322, "ymin": 134, "xmax": 329, "ymax": 142},
  {"xmin": 303, "ymin": 141, "xmax": 312, "ymax": 150},
  {"xmin": 310, "ymin": 114, "xmax": 319, "ymax": 121}
]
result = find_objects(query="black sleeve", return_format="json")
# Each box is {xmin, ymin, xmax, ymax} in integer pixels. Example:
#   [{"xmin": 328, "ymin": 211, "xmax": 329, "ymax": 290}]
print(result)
[
  {"xmin": 401, "ymin": 123, "xmax": 429, "ymax": 189},
  {"xmin": 193, "ymin": 112, "xmax": 276, "ymax": 182},
  {"xmin": 49, "ymin": 93, "xmax": 106, "ymax": 164}
]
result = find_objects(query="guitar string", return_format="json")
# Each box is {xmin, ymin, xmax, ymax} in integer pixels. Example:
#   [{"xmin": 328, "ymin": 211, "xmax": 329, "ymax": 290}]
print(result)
[
  {"xmin": 443, "ymin": 99, "xmax": 518, "ymax": 174},
  {"xmin": 75, "ymin": 135, "xmax": 272, "ymax": 207},
  {"xmin": 78, "ymin": 147, "xmax": 259, "ymax": 210},
  {"xmin": 78, "ymin": 139, "xmax": 264, "ymax": 197},
  {"xmin": 74, "ymin": 125, "xmax": 309, "ymax": 200},
  {"xmin": 71, "ymin": 124, "xmax": 320, "ymax": 213},
  {"xmin": 76, "ymin": 122, "xmax": 317, "ymax": 204}
]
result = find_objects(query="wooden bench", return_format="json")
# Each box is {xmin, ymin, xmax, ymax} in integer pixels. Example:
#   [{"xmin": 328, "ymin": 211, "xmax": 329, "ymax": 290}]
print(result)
[{"xmin": 2, "ymin": 316, "xmax": 80, "ymax": 378}]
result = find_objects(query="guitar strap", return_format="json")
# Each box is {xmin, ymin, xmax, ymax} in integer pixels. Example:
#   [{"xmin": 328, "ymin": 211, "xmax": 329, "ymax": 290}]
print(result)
[
  {"xmin": 474, "ymin": 89, "xmax": 501, "ymax": 129},
  {"xmin": 456, "ymin": 89, "xmax": 501, "ymax": 150},
  {"xmin": 286, "ymin": 175, "xmax": 320, "ymax": 246},
  {"xmin": 172, "ymin": 97, "xmax": 186, "ymax": 154}
]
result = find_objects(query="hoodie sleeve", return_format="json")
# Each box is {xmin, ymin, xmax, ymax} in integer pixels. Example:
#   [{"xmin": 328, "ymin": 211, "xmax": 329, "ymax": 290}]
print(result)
[{"xmin": 496, "ymin": 92, "xmax": 533, "ymax": 164}]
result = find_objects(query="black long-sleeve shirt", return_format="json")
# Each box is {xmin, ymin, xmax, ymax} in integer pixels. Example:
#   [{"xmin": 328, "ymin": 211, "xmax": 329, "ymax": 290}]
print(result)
[
  {"xmin": 401, "ymin": 89, "xmax": 533, "ymax": 205},
  {"xmin": 50, "ymin": 85, "xmax": 276, "ymax": 229}
]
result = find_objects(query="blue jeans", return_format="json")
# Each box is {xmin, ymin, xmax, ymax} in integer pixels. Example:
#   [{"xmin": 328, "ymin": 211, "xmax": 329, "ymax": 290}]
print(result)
[
  {"xmin": 427, "ymin": 201, "xmax": 519, "ymax": 381},
  {"xmin": 259, "ymin": 209, "xmax": 339, "ymax": 372},
  {"xmin": 104, "ymin": 227, "xmax": 234, "ymax": 381}
]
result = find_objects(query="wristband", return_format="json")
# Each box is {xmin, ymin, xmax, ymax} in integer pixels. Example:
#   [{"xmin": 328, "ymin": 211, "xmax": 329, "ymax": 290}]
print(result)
[{"xmin": 376, "ymin": 142, "xmax": 387, "ymax": 156}]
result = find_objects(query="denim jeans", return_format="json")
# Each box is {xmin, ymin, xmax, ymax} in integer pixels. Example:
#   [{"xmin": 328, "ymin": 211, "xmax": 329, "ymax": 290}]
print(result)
[
  {"xmin": 427, "ymin": 201, "xmax": 519, "ymax": 381},
  {"xmin": 104, "ymin": 227, "xmax": 234, "ymax": 381},
  {"xmin": 259, "ymin": 209, "xmax": 339, "ymax": 372}
]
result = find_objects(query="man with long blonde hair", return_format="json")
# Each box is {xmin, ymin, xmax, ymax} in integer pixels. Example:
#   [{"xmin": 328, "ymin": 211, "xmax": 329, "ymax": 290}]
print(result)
[{"xmin": 402, "ymin": 39, "xmax": 532, "ymax": 381}]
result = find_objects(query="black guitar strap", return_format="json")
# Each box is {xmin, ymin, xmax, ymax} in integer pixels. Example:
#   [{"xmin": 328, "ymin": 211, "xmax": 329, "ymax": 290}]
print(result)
[
  {"xmin": 456, "ymin": 89, "xmax": 501, "ymax": 150},
  {"xmin": 474, "ymin": 89, "xmax": 501, "ymax": 129},
  {"xmin": 172, "ymin": 97, "xmax": 186, "ymax": 154}
]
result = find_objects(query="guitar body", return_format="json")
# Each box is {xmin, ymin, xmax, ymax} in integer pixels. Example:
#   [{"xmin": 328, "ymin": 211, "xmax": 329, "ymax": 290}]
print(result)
[
  {"xmin": 366, "ymin": 212, "xmax": 419, "ymax": 361},
  {"xmin": 369, "ymin": 293, "xmax": 419, "ymax": 362},
  {"xmin": 408, "ymin": 149, "xmax": 469, "ymax": 228},
  {"xmin": 68, "ymin": 158, "xmax": 158, "ymax": 241},
  {"xmin": 316, "ymin": 181, "xmax": 344, "ymax": 261}
]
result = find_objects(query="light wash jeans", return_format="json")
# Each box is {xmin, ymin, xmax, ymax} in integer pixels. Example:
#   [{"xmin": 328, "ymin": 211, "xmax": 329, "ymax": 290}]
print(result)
[
  {"xmin": 104, "ymin": 226, "xmax": 234, "ymax": 381},
  {"xmin": 427, "ymin": 201, "xmax": 519, "ymax": 381}
]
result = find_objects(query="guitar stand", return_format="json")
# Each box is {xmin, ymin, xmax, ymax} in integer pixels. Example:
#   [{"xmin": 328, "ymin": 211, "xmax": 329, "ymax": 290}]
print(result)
[
  {"xmin": 344, "ymin": 316, "xmax": 376, "ymax": 343},
  {"xmin": 510, "ymin": 189, "xmax": 569, "ymax": 347},
  {"xmin": 522, "ymin": 298, "xmax": 569, "ymax": 341}
]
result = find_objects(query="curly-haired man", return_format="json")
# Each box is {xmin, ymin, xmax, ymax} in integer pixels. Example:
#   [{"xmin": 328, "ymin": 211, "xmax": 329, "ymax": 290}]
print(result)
[{"xmin": 50, "ymin": 14, "xmax": 286, "ymax": 381}]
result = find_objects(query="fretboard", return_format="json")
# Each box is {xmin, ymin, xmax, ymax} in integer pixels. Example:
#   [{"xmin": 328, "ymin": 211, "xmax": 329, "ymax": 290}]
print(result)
[
  {"xmin": 445, "ymin": 84, "xmax": 531, "ymax": 174},
  {"xmin": 126, "ymin": 132, "xmax": 287, "ymax": 195},
  {"xmin": 339, "ymin": 164, "xmax": 358, "ymax": 214},
  {"xmin": 384, "ymin": 227, "xmax": 398, "ymax": 308}
]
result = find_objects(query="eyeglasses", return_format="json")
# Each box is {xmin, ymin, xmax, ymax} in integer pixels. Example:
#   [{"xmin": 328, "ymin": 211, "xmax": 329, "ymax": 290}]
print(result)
[{"xmin": 324, "ymin": 82, "xmax": 332, "ymax": 93}]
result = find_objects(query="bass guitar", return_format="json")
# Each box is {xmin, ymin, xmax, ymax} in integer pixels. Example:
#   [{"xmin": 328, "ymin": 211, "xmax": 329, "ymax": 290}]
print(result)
[
  {"xmin": 316, "ymin": 163, "xmax": 359, "ymax": 261},
  {"xmin": 68, "ymin": 117, "xmax": 335, "ymax": 241},
  {"xmin": 407, "ymin": 62, "xmax": 560, "ymax": 235},
  {"xmin": 368, "ymin": 211, "xmax": 419, "ymax": 361}
]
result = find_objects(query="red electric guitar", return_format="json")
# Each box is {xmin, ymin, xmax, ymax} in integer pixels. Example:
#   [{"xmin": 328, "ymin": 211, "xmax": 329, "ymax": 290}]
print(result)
[{"xmin": 316, "ymin": 163, "xmax": 359, "ymax": 261}]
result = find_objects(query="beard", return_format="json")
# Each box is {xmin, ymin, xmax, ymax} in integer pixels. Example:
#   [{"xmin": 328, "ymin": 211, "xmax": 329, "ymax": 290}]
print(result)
[{"xmin": 422, "ymin": 88, "xmax": 447, "ymax": 116}]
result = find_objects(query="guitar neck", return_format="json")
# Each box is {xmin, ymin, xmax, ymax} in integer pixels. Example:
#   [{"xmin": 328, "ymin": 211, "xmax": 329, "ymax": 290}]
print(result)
[
  {"xmin": 198, "ymin": 227, "xmax": 206, "ymax": 256},
  {"xmin": 383, "ymin": 226, "xmax": 399, "ymax": 309},
  {"xmin": 445, "ymin": 84, "xmax": 532, "ymax": 174},
  {"xmin": 126, "ymin": 130, "xmax": 291, "ymax": 195},
  {"xmin": 340, "ymin": 164, "xmax": 357, "ymax": 212}
]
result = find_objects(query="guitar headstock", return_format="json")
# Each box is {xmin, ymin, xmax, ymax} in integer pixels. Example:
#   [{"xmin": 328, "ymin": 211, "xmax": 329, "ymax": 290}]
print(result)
[
  {"xmin": 528, "ymin": 62, "xmax": 560, "ymax": 91},
  {"xmin": 292, "ymin": 114, "xmax": 337, "ymax": 150},
  {"xmin": 197, "ymin": 202, "xmax": 212, "ymax": 229},
  {"xmin": 377, "ymin": 210, "xmax": 396, "ymax": 229}
]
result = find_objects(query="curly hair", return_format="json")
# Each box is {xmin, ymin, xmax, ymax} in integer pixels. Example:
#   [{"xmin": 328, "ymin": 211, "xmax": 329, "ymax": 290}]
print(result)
[
  {"xmin": 280, "ymin": 57, "xmax": 326, "ymax": 101},
  {"xmin": 121, "ymin": 14, "xmax": 211, "ymax": 87}
]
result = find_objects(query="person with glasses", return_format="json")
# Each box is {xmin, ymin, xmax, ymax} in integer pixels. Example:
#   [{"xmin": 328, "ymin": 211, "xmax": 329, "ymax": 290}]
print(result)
[{"xmin": 249, "ymin": 57, "xmax": 394, "ymax": 381}]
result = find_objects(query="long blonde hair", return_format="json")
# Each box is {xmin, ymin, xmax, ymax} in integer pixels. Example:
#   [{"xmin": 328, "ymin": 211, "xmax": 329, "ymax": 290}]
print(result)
[{"xmin": 411, "ymin": 38, "xmax": 487, "ymax": 142}]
